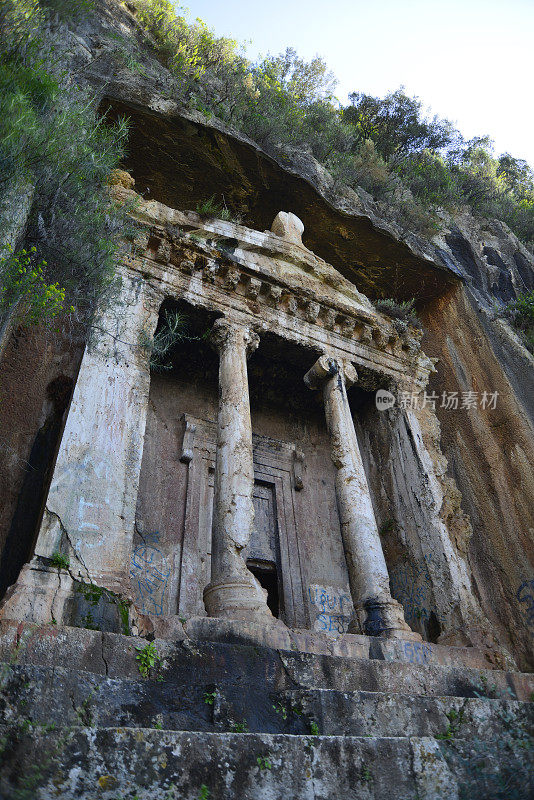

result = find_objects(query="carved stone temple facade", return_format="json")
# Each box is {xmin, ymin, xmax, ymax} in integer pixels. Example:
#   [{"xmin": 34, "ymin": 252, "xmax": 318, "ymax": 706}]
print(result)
[{"xmin": 0, "ymin": 178, "xmax": 508, "ymax": 667}]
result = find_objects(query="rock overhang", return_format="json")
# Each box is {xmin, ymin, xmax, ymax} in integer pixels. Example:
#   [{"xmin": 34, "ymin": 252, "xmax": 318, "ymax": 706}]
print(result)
[{"xmin": 99, "ymin": 96, "xmax": 460, "ymax": 305}]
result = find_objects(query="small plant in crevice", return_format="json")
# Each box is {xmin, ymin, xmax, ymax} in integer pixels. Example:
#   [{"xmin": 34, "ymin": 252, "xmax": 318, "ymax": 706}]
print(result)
[
  {"xmin": 135, "ymin": 641, "xmax": 163, "ymax": 679},
  {"xmin": 139, "ymin": 308, "xmax": 186, "ymax": 371},
  {"xmin": 195, "ymin": 195, "xmax": 243, "ymax": 224},
  {"xmin": 360, "ymin": 764, "xmax": 373, "ymax": 783},
  {"xmin": 203, "ymin": 689, "xmax": 217, "ymax": 705},
  {"xmin": 49, "ymin": 552, "xmax": 70, "ymax": 571},
  {"xmin": 435, "ymin": 707, "xmax": 466, "ymax": 741},
  {"xmin": 140, "ymin": 308, "xmax": 209, "ymax": 372},
  {"xmin": 197, "ymin": 786, "xmax": 210, "ymax": 800},
  {"xmin": 231, "ymin": 719, "xmax": 248, "ymax": 733},
  {"xmin": 187, "ymin": 232, "xmax": 205, "ymax": 244},
  {"xmin": 257, "ymin": 755, "xmax": 272, "ymax": 771},
  {"xmin": 309, "ymin": 720, "xmax": 319, "ymax": 736},
  {"xmin": 375, "ymin": 297, "xmax": 422, "ymax": 329},
  {"xmin": 473, "ymin": 673, "xmax": 499, "ymax": 700},
  {"xmin": 272, "ymin": 698, "xmax": 303, "ymax": 722},
  {"xmin": 272, "ymin": 701, "xmax": 288, "ymax": 720}
]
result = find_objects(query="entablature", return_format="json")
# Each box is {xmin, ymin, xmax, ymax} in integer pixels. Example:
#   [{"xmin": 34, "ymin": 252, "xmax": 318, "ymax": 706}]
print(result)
[{"xmin": 116, "ymin": 190, "xmax": 435, "ymax": 393}]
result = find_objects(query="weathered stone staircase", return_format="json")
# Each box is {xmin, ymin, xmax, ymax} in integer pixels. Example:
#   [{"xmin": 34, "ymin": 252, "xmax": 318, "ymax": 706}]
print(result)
[{"xmin": 0, "ymin": 622, "xmax": 532, "ymax": 799}]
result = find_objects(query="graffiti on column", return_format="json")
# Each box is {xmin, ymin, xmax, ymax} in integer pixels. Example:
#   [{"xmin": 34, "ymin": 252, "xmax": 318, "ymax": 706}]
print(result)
[
  {"xmin": 130, "ymin": 531, "xmax": 170, "ymax": 616},
  {"xmin": 308, "ymin": 584, "xmax": 354, "ymax": 634}
]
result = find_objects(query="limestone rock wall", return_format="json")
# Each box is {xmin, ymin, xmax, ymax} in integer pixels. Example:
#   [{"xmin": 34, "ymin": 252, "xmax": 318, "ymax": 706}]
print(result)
[
  {"xmin": 0, "ymin": 327, "xmax": 83, "ymax": 596},
  {"xmin": 421, "ymin": 285, "xmax": 534, "ymax": 670},
  {"xmin": 0, "ymin": 0, "xmax": 533, "ymax": 670}
]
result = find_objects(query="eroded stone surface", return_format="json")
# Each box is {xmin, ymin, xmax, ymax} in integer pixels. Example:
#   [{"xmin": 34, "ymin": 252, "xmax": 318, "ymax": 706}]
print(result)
[
  {"xmin": 271, "ymin": 211, "xmax": 305, "ymax": 245},
  {"xmin": 0, "ymin": 624, "xmax": 532, "ymax": 799},
  {"xmin": 204, "ymin": 319, "xmax": 272, "ymax": 621}
]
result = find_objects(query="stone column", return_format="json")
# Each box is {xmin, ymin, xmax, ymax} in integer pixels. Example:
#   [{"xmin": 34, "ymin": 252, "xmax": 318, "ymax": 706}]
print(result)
[
  {"xmin": 203, "ymin": 318, "xmax": 273, "ymax": 622},
  {"xmin": 304, "ymin": 355, "xmax": 419, "ymax": 639},
  {"xmin": 0, "ymin": 271, "xmax": 162, "ymax": 624}
]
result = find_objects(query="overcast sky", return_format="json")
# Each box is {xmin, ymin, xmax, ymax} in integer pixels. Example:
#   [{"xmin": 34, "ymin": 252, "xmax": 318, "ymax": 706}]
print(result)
[{"xmin": 178, "ymin": 0, "xmax": 534, "ymax": 167}]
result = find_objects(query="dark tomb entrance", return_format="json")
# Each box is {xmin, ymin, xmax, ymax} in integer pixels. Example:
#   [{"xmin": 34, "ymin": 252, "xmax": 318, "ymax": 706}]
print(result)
[{"xmin": 245, "ymin": 480, "xmax": 283, "ymax": 618}]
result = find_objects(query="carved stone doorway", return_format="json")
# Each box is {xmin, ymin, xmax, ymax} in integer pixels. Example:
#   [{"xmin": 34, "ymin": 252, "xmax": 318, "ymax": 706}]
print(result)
[{"xmin": 177, "ymin": 414, "xmax": 308, "ymax": 628}]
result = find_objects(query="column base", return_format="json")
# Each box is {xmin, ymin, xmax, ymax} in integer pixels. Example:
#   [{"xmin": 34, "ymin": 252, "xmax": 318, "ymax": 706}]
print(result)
[
  {"xmin": 203, "ymin": 580, "xmax": 276, "ymax": 624},
  {"xmin": 351, "ymin": 597, "xmax": 422, "ymax": 641}
]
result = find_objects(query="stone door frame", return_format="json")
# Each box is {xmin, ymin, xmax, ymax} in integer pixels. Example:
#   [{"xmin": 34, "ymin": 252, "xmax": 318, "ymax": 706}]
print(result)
[{"xmin": 177, "ymin": 414, "xmax": 308, "ymax": 628}]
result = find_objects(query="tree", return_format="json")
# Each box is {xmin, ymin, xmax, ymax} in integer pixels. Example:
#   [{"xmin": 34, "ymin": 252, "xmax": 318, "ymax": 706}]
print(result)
[{"xmin": 342, "ymin": 88, "xmax": 457, "ymax": 165}]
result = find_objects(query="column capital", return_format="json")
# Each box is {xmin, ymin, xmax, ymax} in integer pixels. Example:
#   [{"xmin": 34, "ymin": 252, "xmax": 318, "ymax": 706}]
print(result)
[
  {"xmin": 304, "ymin": 355, "xmax": 357, "ymax": 390},
  {"xmin": 209, "ymin": 318, "xmax": 259, "ymax": 357}
]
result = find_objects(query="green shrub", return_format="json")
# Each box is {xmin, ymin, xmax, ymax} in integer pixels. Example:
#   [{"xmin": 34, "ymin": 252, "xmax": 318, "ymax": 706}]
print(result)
[
  {"xmin": 502, "ymin": 290, "xmax": 534, "ymax": 353},
  {"xmin": 49, "ymin": 552, "xmax": 69, "ymax": 570},
  {"xmin": 128, "ymin": 3, "xmax": 534, "ymax": 248},
  {"xmin": 135, "ymin": 641, "xmax": 163, "ymax": 678},
  {"xmin": 0, "ymin": 0, "xmax": 130, "ymax": 337},
  {"xmin": 0, "ymin": 246, "xmax": 70, "ymax": 327},
  {"xmin": 375, "ymin": 298, "xmax": 421, "ymax": 327},
  {"xmin": 140, "ymin": 308, "xmax": 186, "ymax": 371},
  {"xmin": 195, "ymin": 195, "xmax": 242, "ymax": 223}
]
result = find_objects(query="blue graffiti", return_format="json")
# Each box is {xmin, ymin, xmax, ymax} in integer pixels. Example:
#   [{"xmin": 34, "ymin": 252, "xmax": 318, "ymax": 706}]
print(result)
[
  {"xmin": 130, "ymin": 532, "xmax": 170, "ymax": 616},
  {"xmin": 308, "ymin": 586, "xmax": 352, "ymax": 614},
  {"xmin": 389, "ymin": 555, "xmax": 446, "ymax": 628},
  {"xmin": 315, "ymin": 614, "xmax": 348, "ymax": 634},
  {"xmin": 308, "ymin": 586, "xmax": 353, "ymax": 634},
  {"xmin": 403, "ymin": 641, "xmax": 432, "ymax": 665}
]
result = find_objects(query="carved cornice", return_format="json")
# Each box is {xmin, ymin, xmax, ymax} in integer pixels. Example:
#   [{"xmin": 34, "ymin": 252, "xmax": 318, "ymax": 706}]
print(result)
[{"xmin": 128, "ymin": 227, "xmax": 424, "ymax": 364}]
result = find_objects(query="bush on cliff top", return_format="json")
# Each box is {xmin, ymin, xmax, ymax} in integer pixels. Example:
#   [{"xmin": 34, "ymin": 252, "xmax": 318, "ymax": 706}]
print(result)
[
  {"xmin": 128, "ymin": 0, "xmax": 534, "ymax": 250},
  {"xmin": 0, "ymin": 0, "xmax": 129, "ymax": 333}
]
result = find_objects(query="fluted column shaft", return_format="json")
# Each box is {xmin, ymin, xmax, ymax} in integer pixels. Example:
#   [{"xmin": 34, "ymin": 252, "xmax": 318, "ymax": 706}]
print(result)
[
  {"xmin": 305, "ymin": 355, "xmax": 419, "ymax": 639},
  {"xmin": 203, "ymin": 318, "xmax": 272, "ymax": 621}
]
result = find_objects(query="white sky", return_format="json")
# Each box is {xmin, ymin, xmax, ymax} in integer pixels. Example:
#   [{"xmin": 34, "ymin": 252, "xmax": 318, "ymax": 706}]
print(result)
[{"xmin": 179, "ymin": 0, "xmax": 534, "ymax": 167}]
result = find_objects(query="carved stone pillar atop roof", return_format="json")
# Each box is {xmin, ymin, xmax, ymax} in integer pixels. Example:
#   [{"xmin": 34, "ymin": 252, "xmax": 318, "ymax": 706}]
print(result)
[{"xmin": 271, "ymin": 211, "xmax": 305, "ymax": 245}]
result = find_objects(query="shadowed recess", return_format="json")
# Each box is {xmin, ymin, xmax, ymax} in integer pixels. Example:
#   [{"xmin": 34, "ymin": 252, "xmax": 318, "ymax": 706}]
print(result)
[{"xmin": 100, "ymin": 98, "xmax": 459, "ymax": 304}]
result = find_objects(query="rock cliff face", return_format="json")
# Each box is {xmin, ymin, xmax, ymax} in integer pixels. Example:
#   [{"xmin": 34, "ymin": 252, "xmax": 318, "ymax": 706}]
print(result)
[
  {"xmin": 0, "ymin": 0, "xmax": 532, "ymax": 666},
  {"xmin": 0, "ymin": 4, "xmax": 533, "ymax": 797}
]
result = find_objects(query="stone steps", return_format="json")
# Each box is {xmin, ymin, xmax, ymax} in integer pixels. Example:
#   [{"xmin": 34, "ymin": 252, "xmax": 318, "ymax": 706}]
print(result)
[
  {"xmin": 0, "ymin": 623, "xmax": 532, "ymax": 798},
  {"xmin": 0, "ymin": 727, "xmax": 532, "ymax": 800},
  {"xmin": 278, "ymin": 688, "xmax": 533, "ymax": 740},
  {"xmin": 1, "ymin": 623, "xmax": 532, "ymax": 700},
  {"xmin": 2, "ymin": 663, "xmax": 532, "ymax": 741}
]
